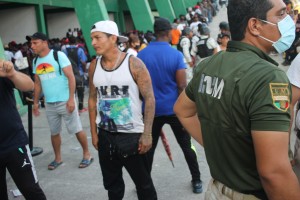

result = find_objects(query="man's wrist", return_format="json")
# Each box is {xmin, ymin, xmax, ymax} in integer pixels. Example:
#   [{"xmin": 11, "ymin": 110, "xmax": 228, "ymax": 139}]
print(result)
[
  {"xmin": 142, "ymin": 133, "xmax": 152, "ymax": 137},
  {"xmin": 68, "ymin": 96, "xmax": 75, "ymax": 101},
  {"xmin": 33, "ymin": 102, "xmax": 39, "ymax": 107},
  {"xmin": 7, "ymin": 70, "xmax": 17, "ymax": 80}
]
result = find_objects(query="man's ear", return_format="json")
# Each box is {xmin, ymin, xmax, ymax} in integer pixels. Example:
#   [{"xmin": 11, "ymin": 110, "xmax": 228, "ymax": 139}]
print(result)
[
  {"xmin": 248, "ymin": 18, "xmax": 262, "ymax": 36},
  {"xmin": 110, "ymin": 35, "xmax": 118, "ymax": 45}
]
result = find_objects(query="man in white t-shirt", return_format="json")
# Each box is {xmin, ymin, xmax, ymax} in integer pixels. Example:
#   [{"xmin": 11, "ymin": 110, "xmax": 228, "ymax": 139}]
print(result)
[
  {"xmin": 4, "ymin": 45, "xmax": 14, "ymax": 61},
  {"xmin": 287, "ymin": 53, "xmax": 300, "ymax": 181}
]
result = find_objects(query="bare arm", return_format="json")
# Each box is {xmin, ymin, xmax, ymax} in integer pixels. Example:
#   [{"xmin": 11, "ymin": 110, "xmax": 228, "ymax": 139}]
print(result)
[
  {"xmin": 0, "ymin": 60, "xmax": 33, "ymax": 91},
  {"xmin": 252, "ymin": 130, "xmax": 300, "ymax": 199},
  {"xmin": 213, "ymin": 47, "xmax": 219, "ymax": 54},
  {"xmin": 33, "ymin": 74, "xmax": 42, "ymax": 116},
  {"xmin": 174, "ymin": 90, "xmax": 203, "ymax": 145},
  {"xmin": 175, "ymin": 69, "xmax": 187, "ymax": 95},
  {"xmin": 62, "ymin": 65, "xmax": 76, "ymax": 113},
  {"xmin": 88, "ymin": 60, "xmax": 98, "ymax": 150},
  {"xmin": 130, "ymin": 56, "xmax": 155, "ymax": 154}
]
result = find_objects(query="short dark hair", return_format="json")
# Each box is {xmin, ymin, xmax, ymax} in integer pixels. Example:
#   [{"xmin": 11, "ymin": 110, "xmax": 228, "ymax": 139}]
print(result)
[
  {"xmin": 228, "ymin": 0, "xmax": 273, "ymax": 41},
  {"xmin": 104, "ymin": 33, "xmax": 120, "ymax": 44},
  {"xmin": 155, "ymin": 30, "xmax": 170, "ymax": 38},
  {"xmin": 69, "ymin": 36, "xmax": 76, "ymax": 44}
]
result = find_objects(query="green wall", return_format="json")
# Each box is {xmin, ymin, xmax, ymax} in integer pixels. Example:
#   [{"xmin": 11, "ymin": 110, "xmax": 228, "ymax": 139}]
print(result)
[
  {"xmin": 0, "ymin": 37, "xmax": 5, "ymax": 60},
  {"xmin": 126, "ymin": 0, "xmax": 154, "ymax": 32},
  {"xmin": 72, "ymin": 0, "xmax": 109, "ymax": 56},
  {"xmin": 0, "ymin": 0, "xmax": 193, "ymax": 54}
]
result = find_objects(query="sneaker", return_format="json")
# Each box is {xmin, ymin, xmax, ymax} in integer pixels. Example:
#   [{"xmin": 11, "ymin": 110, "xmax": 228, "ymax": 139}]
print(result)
[
  {"xmin": 192, "ymin": 180, "xmax": 203, "ymax": 194},
  {"xmin": 79, "ymin": 107, "xmax": 88, "ymax": 113}
]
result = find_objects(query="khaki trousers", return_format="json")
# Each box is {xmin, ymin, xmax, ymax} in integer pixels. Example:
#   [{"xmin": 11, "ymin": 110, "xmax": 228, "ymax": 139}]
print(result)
[{"xmin": 205, "ymin": 179, "xmax": 260, "ymax": 200}]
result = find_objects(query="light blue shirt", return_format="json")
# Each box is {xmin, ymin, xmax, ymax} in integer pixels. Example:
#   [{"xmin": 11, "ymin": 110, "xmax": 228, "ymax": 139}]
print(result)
[{"xmin": 33, "ymin": 50, "xmax": 71, "ymax": 103}]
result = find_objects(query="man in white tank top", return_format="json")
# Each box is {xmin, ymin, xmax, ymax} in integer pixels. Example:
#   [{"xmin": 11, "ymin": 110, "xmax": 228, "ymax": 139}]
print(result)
[{"xmin": 88, "ymin": 20, "xmax": 157, "ymax": 200}]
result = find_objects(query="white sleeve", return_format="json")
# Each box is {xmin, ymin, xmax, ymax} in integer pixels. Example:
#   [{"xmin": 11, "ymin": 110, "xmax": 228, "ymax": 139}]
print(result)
[
  {"xmin": 287, "ymin": 53, "xmax": 300, "ymax": 88},
  {"xmin": 14, "ymin": 51, "xmax": 23, "ymax": 59},
  {"xmin": 207, "ymin": 38, "xmax": 218, "ymax": 49},
  {"xmin": 181, "ymin": 38, "xmax": 192, "ymax": 62},
  {"xmin": 127, "ymin": 48, "xmax": 138, "ymax": 57},
  {"xmin": 191, "ymin": 37, "xmax": 199, "ymax": 57}
]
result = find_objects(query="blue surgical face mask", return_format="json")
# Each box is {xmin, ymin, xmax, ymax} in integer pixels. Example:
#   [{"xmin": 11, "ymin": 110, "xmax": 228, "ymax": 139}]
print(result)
[{"xmin": 258, "ymin": 15, "xmax": 295, "ymax": 53}]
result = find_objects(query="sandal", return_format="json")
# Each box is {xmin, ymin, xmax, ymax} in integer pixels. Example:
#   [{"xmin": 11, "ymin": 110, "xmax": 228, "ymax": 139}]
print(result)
[
  {"xmin": 48, "ymin": 160, "xmax": 63, "ymax": 170},
  {"xmin": 79, "ymin": 157, "xmax": 94, "ymax": 168}
]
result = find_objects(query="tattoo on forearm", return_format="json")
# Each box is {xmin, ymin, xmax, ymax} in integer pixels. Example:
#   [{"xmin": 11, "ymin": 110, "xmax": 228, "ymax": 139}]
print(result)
[{"xmin": 130, "ymin": 57, "xmax": 155, "ymax": 133}]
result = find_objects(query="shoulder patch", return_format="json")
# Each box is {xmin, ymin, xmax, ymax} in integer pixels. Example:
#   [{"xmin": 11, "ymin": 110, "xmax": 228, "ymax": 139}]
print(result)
[{"xmin": 269, "ymin": 83, "xmax": 290, "ymax": 112}]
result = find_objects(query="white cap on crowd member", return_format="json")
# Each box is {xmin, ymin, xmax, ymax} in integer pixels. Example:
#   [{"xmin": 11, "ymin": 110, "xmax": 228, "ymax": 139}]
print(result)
[{"xmin": 91, "ymin": 20, "xmax": 128, "ymax": 43}]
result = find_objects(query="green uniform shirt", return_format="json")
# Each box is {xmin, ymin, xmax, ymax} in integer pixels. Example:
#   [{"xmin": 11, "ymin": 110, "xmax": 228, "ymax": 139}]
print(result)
[{"xmin": 186, "ymin": 41, "xmax": 291, "ymax": 196}]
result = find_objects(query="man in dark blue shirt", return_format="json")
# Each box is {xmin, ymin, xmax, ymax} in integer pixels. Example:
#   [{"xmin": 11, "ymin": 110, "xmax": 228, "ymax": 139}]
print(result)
[{"xmin": 0, "ymin": 59, "xmax": 46, "ymax": 200}]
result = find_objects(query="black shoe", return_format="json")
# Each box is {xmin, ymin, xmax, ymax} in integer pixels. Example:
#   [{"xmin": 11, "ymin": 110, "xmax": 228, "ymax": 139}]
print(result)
[
  {"xmin": 282, "ymin": 60, "xmax": 291, "ymax": 66},
  {"xmin": 192, "ymin": 180, "xmax": 203, "ymax": 194}
]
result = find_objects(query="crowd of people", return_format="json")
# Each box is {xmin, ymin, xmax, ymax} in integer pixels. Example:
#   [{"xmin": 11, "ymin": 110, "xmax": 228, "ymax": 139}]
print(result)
[{"xmin": 2, "ymin": 0, "xmax": 300, "ymax": 200}]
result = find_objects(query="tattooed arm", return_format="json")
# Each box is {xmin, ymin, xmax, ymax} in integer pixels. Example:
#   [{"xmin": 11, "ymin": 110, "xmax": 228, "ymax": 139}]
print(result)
[
  {"xmin": 129, "ymin": 56, "xmax": 155, "ymax": 154},
  {"xmin": 88, "ymin": 59, "xmax": 98, "ymax": 150}
]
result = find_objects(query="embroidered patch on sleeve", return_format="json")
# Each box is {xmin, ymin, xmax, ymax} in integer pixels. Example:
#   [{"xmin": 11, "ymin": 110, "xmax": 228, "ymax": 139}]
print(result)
[{"xmin": 269, "ymin": 83, "xmax": 290, "ymax": 112}]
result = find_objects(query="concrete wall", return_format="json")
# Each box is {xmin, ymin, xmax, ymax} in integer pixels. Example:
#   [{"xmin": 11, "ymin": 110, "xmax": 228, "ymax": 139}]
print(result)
[
  {"xmin": 46, "ymin": 11, "xmax": 80, "ymax": 39},
  {"xmin": 0, "ymin": 6, "xmax": 37, "ymax": 44}
]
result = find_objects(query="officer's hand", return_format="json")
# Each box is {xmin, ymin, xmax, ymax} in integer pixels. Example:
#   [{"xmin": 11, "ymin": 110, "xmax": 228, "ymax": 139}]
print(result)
[
  {"xmin": 0, "ymin": 60, "xmax": 15, "ymax": 78},
  {"xmin": 138, "ymin": 133, "xmax": 152, "ymax": 154},
  {"xmin": 188, "ymin": 61, "xmax": 194, "ymax": 67}
]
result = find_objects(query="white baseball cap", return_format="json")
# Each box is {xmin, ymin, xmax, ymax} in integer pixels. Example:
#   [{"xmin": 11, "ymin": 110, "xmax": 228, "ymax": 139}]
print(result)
[{"xmin": 91, "ymin": 20, "xmax": 128, "ymax": 43}]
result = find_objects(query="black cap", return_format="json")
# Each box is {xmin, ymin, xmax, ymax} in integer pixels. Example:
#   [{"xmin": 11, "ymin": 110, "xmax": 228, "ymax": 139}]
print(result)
[
  {"xmin": 220, "ymin": 31, "xmax": 231, "ymax": 38},
  {"xmin": 154, "ymin": 17, "xmax": 172, "ymax": 32},
  {"xmin": 200, "ymin": 26, "xmax": 210, "ymax": 35},
  {"xmin": 182, "ymin": 27, "xmax": 192, "ymax": 36},
  {"xmin": 219, "ymin": 21, "xmax": 229, "ymax": 31},
  {"xmin": 26, "ymin": 32, "xmax": 48, "ymax": 41}
]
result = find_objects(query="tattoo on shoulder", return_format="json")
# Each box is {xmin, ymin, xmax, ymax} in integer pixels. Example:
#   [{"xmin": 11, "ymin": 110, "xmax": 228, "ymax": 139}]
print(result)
[{"xmin": 130, "ymin": 57, "xmax": 146, "ymax": 80}]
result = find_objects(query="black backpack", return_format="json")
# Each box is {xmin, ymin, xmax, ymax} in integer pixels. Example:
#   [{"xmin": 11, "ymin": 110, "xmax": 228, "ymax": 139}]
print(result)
[
  {"xmin": 66, "ymin": 47, "xmax": 83, "ymax": 84},
  {"xmin": 196, "ymin": 37, "xmax": 214, "ymax": 58},
  {"xmin": 33, "ymin": 50, "xmax": 83, "ymax": 85}
]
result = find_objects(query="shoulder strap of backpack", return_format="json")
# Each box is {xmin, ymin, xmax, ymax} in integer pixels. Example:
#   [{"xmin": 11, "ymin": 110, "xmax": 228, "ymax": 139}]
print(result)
[
  {"xmin": 53, "ymin": 50, "xmax": 62, "ymax": 75},
  {"xmin": 33, "ymin": 56, "xmax": 38, "ymax": 66}
]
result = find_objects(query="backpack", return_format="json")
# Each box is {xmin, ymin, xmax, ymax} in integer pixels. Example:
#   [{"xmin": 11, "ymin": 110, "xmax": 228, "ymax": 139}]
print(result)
[
  {"xmin": 33, "ymin": 50, "xmax": 83, "ymax": 86},
  {"xmin": 66, "ymin": 47, "xmax": 82, "ymax": 83},
  {"xmin": 196, "ymin": 37, "xmax": 214, "ymax": 58}
]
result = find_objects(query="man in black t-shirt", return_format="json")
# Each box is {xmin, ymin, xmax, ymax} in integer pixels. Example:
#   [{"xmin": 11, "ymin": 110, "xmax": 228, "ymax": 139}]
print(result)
[{"xmin": 0, "ymin": 59, "xmax": 46, "ymax": 200}]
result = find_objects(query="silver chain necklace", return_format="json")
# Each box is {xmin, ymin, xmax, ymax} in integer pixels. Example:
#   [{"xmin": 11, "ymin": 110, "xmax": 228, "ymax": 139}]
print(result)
[{"xmin": 103, "ymin": 51, "xmax": 122, "ymax": 94}]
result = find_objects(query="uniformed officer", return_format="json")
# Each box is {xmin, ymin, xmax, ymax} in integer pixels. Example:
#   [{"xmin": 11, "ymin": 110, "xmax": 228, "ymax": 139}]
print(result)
[
  {"xmin": 174, "ymin": 0, "xmax": 300, "ymax": 199},
  {"xmin": 179, "ymin": 27, "xmax": 194, "ymax": 82}
]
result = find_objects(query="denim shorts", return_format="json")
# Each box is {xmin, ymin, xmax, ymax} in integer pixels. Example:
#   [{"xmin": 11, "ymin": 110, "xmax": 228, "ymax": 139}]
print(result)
[{"xmin": 45, "ymin": 101, "xmax": 82, "ymax": 135}]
